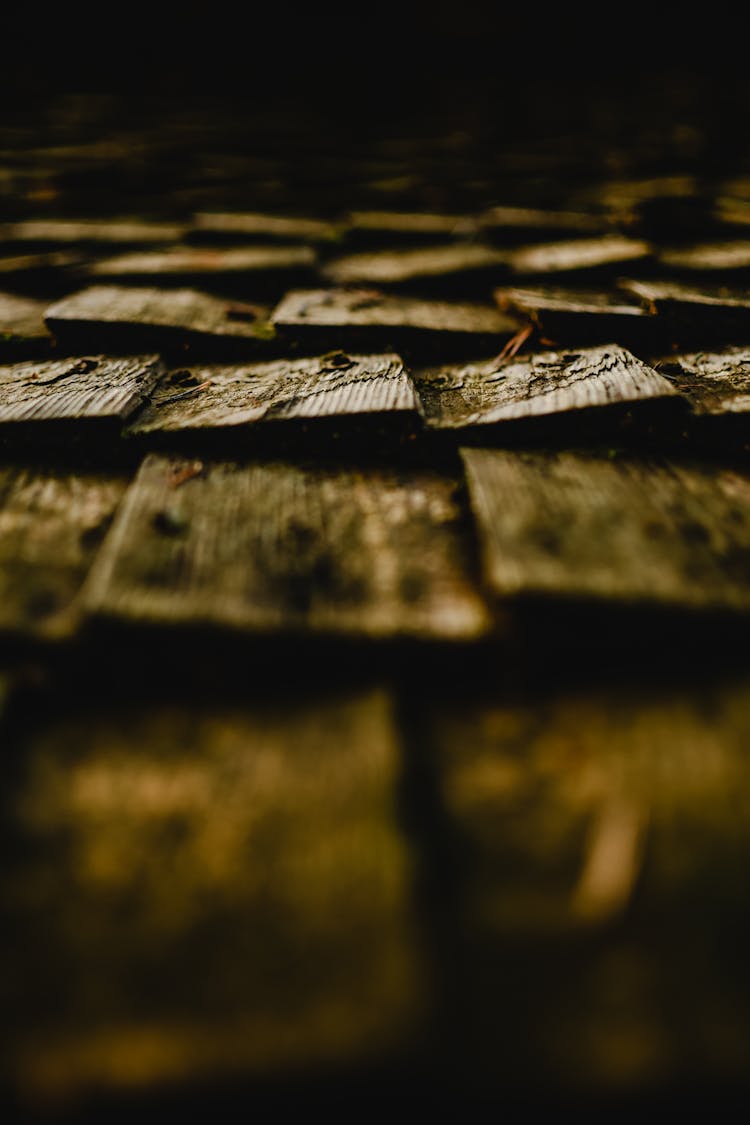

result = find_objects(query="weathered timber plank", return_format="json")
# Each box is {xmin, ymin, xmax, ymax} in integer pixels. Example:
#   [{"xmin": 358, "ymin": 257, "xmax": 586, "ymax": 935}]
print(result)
[
  {"xmin": 508, "ymin": 235, "xmax": 652, "ymax": 278},
  {"xmin": 416, "ymin": 345, "xmax": 677, "ymax": 430},
  {"xmin": 2, "ymin": 686, "xmax": 423, "ymax": 1103},
  {"xmin": 84, "ymin": 454, "xmax": 490, "ymax": 640},
  {"xmin": 44, "ymin": 286, "xmax": 278, "ymax": 359},
  {"xmin": 462, "ymin": 448, "xmax": 750, "ymax": 611},
  {"xmin": 654, "ymin": 348, "xmax": 750, "ymax": 416},
  {"xmin": 0, "ymin": 354, "xmax": 164, "ymax": 442},
  {"xmin": 85, "ymin": 245, "xmax": 317, "ymax": 293},
  {"xmin": 0, "ymin": 218, "xmax": 186, "ymax": 248},
  {"xmin": 621, "ymin": 278, "xmax": 750, "ymax": 346},
  {"xmin": 321, "ymin": 243, "xmax": 510, "ymax": 290},
  {"xmin": 127, "ymin": 353, "xmax": 422, "ymax": 444},
  {"xmin": 427, "ymin": 673, "xmax": 750, "ymax": 1090},
  {"xmin": 0, "ymin": 467, "xmax": 127, "ymax": 638},
  {"xmin": 187, "ymin": 211, "xmax": 341, "ymax": 245},
  {"xmin": 0, "ymin": 292, "xmax": 53, "ymax": 358},
  {"xmin": 492, "ymin": 285, "xmax": 657, "ymax": 348},
  {"xmin": 270, "ymin": 288, "xmax": 519, "ymax": 360}
]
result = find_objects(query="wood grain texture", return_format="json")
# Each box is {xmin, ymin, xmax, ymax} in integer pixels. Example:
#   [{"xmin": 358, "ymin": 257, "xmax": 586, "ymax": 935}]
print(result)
[
  {"xmin": 0, "ymin": 354, "xmax": 163, "ymax": 433},
  {"xmin": 3, "ymin": 686, "xmax": 423, "ymax": 1099},
  {"xmin": 128, "ymin": 353, "xmax": 421, "ymax": 438},
  {"xmin": 416, "ymin": 345, "xmax": 677, "ymax": 430},
  {"xmin": 84, "ymin": 454, "xmax": 490, "ymax": 640},
  {"xmin": 271, "ymin": 287, "xmax": 519, "ymax": 359},
  {"xmin": 0, "ymin": 467, "xmax": 127, "ymax": 638},
  {"xmin": 462, "ymin": 448, "xmax": 750, "ymax": 610},
  {"xmin": 44, "ymin": 286, "xmax": 278, "ymax": 358},
  {"xmin": 655, "ymin": 348, "xmax": 750, "ymax": 416}
]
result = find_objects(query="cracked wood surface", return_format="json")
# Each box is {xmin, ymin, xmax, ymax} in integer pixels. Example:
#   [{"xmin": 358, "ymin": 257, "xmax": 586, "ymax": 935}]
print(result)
[
  {"xmin": 655, "ymin": 348, "xmax": 750, "ymax": 416},
  {"xmin": 2, "ymin": 685, "xmax": 423, "ymax": 1099},
  {"xmin": 84, "ymin": 454, "xmax": 490, "ymax": 640},
  {"xmin": 416, "ymin": 345, "xmax": 677, "ymax": 430},
  {"xmin": 128, "ymin": 353, "xmax": 421, "ymax": 438},
  {"xmin": 462, "ymin": 448, "xmax": 750, "ymax": 610},
  {"xmin": 0, "ymin": 354, "xmax": 164, "ymax": 436}
]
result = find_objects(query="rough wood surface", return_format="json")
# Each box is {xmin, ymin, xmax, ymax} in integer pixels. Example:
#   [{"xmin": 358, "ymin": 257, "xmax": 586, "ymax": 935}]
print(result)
[
  {"xmin": 509, "ymin": 235, "xmax": 652, "ymax": 278},
  {"xmin": 188, "ymin": 211, "xmax": 340, "ymax": 245},
  {"xmin": 84, "ymin": 454, "xmax": 490, "ymax": 640},
  {"xmin": 128, "ymin": 353, "xmax": 421, "ymax": 439},
  {"xmin": 322, "ymin": 243, "xmax": 509, "ymax": 288},
  {"xmin": 416, "ymin": 345, "xmax": 677, "ymax": 430},
  {"xmin": 493, "ymin": 285, "xmax": 655, "ymax": 346},
  {"xmin": 462, "ymin": 448, "xmax": 750, "ymax": 610},
  {"xmin": 44, "ymin": 286, "xmax": 278, "ymax": 358},
  {"xmin": 427, "ymin": 672, "xmax": 750, "ymax": 1087},
  {"xmin": 0, "ymin": 292, "xmax": 53, "ymax": 357},
  {"xmin": 0, "ymin": 467, "xmax": 127, "ymax": 638},
  {"xmin": 2, "ymin": 685, "xmax": 422, "ymax": 1099},
  {"xmin": 270, "ymin": 287, "xmax": 519, "ymax": 358},
  {"xmin": 0, "ymin": 354, "xmax": 164, "ymax": 435},
  {"xmin": 655, "ymin": 348, "xmax": 750, "ymax": 416}
]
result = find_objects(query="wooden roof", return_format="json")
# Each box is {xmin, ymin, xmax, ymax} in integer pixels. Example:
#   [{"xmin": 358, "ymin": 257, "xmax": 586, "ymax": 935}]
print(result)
[{"xmin": 3, "ymin": 85, "xmax": 750, "ymax": 1120}]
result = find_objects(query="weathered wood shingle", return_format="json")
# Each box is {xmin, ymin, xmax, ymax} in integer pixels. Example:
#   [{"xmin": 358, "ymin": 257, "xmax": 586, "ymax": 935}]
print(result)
[
  {"xmin": 416, "ymin": 345, "xmax": 677, "ymax": 431},
  {"xmin": 127, "ymin": 353, "xmax": 423, "ymax": 447},
  {"xmin": 462, "ymin": 448, "xmax": 750, "ymax": 611},
  {"xmin": 44, "ymin": 286, "xmax": 277, "ymax": 358},
  {"xmin": 0, "ymin": 354, "xmax": 163, "ymax": 442},
  {"xmin": 271, "ymin": 287, "xmax": 519, "ymax": 359},
  {"xmin": 84, "ymin": 454, "xmax": 490, "ymax": 640}
]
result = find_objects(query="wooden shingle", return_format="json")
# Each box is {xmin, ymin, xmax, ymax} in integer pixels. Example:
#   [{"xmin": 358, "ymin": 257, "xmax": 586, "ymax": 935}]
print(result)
[
  {"xmin": 44, "ymin": 286, "xmax": 278, "ymax": 358},
  {"xmin": 462, "ymin": 448, "xmax": 750, "ymax": 611},
  {"xmin": 416, "ymin": 345, "xmax": 677, "ymax": 431},
  {"xmin": 271, "ymin": 287, "xmax": 519, "ymax": 359},
  {"xmin": 84, "ymin": 454, "xmax": 490, "ymax": 641}
]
